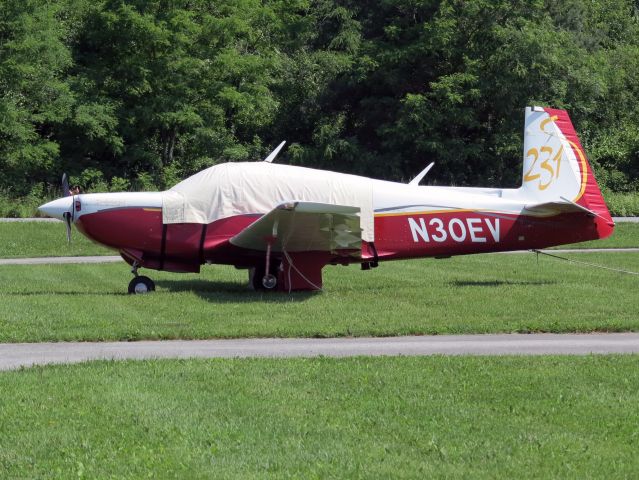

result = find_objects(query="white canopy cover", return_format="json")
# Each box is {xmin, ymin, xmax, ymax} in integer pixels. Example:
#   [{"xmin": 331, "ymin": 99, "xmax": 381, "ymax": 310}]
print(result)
[{"xmin": 162, "ymin": 162, "xmax": 374, "ymax": 242}]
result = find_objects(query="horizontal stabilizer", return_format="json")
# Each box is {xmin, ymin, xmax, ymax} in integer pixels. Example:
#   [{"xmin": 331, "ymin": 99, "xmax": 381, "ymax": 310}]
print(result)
[
  {"xmin": 230, "ymin": 201, "xmax": 362, "ymax": 253},
  {"xmin": 523, "ymin": 200, "xmax": 595, "ymax": 217}
]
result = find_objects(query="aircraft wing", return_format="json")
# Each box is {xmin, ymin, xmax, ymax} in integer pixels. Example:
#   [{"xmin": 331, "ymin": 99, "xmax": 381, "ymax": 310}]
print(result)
[{"xmin": 229, "ymin": 202, "xmax": 362, "ymax": 253}]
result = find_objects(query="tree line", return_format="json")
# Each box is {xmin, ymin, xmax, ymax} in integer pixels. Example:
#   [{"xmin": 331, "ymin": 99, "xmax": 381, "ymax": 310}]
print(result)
[{"xmin": 1, "ymin": 0, "xmax": 638, "ymax": 198}]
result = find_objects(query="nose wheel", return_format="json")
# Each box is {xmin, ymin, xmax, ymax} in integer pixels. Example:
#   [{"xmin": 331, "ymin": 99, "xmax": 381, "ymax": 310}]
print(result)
[
  {"xmin": 128, "ymin": 261, "xmax": 155, "ymax": 294},
  {"xmin": 128, "ymin": 275, "xmax": 155, "ymax": 294}
]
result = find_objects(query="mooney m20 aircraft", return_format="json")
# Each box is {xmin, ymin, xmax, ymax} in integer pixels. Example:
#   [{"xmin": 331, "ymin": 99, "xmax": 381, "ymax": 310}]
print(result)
[{"xmin": 40, "ymin": 107, "xmax": 614, "ymax": 293}]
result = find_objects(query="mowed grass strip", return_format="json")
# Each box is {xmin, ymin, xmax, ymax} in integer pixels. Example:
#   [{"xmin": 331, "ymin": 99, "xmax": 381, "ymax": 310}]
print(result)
[
  {"xmin": 0, "ymin": 222, "xmax": 111, "ymax": 258},
  {"xmin": 0, "ymin": 222, "xmax": 637, "ymax": 259},
  {"xmin": 1, "ymin": 356, "xmax": 638, "ymax": 478},
  {"xmin": 1, "ymin": 252, "xmax": 637, "ymax": 342},
  {"xmin": 553, "ymin": 221, "xmax": 639, "ymax": 249}
]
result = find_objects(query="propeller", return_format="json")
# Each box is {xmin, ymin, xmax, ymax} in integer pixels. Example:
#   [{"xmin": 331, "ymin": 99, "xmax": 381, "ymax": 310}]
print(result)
[
  {"xmin": 62, "ymin": 173, "xmax": 70, "ymax": 197},
  {"xmin": 62, "ymin": 173, "xmax": 73, "ymax": 243},
  {"xmin": 63, "ymin": 212, "xmax": 72, "ymax": 243},
  {"xmin": 37, "ymin": 173, "xmax": 76, "ymax": 243}
]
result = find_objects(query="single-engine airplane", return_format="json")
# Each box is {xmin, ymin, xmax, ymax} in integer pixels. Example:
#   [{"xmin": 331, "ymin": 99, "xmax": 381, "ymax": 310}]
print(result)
[{"xmin": 39, "ymin": 107, "xmax": 614, "ymax": 293}]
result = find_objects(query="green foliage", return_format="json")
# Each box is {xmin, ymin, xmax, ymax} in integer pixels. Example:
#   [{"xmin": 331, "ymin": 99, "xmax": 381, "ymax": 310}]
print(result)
[
  {"xmin": 0, "ymin": 0, "xmax": 73, "ymax": 193},
  {"xmin": 133, "ymin": 171, "xmax": 159, "ymax": 192},
  {"xmin": 603, "ymin": 191, "xmax": 639, "ymax": 217},
  {"xmin": 0, "ymin": 183, "xmax": 59, "ymax": 217},
  {"xmin": 0, "ymin": 0, "xmax": 638, "ymax": 199},
  {"xmin": 108, "ymin": 176, "xmax": 130, "ymax": 192},
  {"xmin": 74, "ymin": 167, "xmax": 108, "ymax": 192}
]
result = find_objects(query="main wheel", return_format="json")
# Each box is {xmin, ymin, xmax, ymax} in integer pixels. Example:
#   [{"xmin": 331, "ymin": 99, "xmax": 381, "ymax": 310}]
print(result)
[
  {"xmin": 262, "ymin": 273, "xmax": 277, "ymax": 289},
  {"xmin": 250, "ymin": 262, "xmax": 280, "ymax": 291},
  {"xmin": 128, "ymin": 275, "xmax": 155, "ymax": 294}
]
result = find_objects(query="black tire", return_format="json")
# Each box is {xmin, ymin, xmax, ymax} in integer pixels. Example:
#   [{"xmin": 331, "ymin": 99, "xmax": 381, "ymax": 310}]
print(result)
[
  {"xmin": 262, "ymin": 273, "xmax": 277, "ymax": 289},
  {"xmin": 250, "ymin": 261, "xmax": 280, "ymax": 291},
  {"xmin": 128, "ymin": 275, "xmax": 155, "ymax": 294}
]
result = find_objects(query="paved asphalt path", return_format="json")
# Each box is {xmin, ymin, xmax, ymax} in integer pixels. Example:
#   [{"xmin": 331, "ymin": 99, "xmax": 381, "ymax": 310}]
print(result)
[
  {"xmin": 0, "ymin": 255, "xmax": 122, "ymax": 265},
  {"xmin": 1, "ymin": 334, "xmax": 639, "ymax": 370},
  {"xmin": 0, "ymin": 218, "xmax": 61, "ymax": 222}
]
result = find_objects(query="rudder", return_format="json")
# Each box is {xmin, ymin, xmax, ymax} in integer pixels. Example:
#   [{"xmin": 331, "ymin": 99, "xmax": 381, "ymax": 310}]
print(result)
[{"xmin": 520, "ymin": 106, "xmax": 614, "ymax": 237}]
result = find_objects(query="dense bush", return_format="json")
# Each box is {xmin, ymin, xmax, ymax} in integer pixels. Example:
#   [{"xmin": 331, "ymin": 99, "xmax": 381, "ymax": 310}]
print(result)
[{"xmin": 0, "ymin": 0, "xmax": 637, "ymax": 209}]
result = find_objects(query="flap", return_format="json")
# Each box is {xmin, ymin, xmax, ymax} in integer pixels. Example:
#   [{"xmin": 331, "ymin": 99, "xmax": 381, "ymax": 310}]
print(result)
[{"xmin": 229, "ymin": 201, "xmax": 362, "ymax": 254}]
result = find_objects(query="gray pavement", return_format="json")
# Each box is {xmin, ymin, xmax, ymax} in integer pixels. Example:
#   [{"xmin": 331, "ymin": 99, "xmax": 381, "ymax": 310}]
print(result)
[
  {"xmin": 0, "ymin": 255, "xmax": 121, "ymax": 265},
  {"xmin": 1, "ymin": 334, "xmax": 639, "ymax": 370},
  {"xmin": 0, "ymin": 217, "xmax": 61, "ymax": 222}
]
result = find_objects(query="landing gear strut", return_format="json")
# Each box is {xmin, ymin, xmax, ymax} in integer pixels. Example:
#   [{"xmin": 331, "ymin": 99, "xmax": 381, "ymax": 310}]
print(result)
[
  {"xmin": 249, "ymin": 245, "xmax": 281, "ymax": 292},
  {"xmin": 128, "ymin": 261, "xmax": 155, "ymax": 294},
  {"xmin": 249, "ymin": 224, "xmax": 281, "ymax": 291},
  {"xmin": 262, "ymin": 239, "xmax": 277, "ymax": 289}
]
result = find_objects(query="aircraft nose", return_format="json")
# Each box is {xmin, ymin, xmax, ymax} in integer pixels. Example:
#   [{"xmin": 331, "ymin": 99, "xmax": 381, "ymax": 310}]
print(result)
[{"xmin": 38, "ymin": 197, "xmax": 73, "ymax": 220}]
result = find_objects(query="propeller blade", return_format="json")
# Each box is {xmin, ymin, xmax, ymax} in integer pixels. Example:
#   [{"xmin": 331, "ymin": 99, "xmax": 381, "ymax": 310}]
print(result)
[
  {"xmin": 62, "ymin": 173, "xmax": 70, "ymax": 197},
  {"xmin": 63, "ymin": 212, "xmax": 72, "ymax": 243}
]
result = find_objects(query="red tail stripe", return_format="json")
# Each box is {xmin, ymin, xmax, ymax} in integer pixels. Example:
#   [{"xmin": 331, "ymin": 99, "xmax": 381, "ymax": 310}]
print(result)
[{"xmin": 542, "ymin": 108, "xmax": 612, "ymax": 222}]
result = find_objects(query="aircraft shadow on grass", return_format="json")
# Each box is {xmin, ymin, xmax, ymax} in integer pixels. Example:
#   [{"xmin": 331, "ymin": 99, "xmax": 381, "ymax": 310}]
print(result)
[
  {"xmin": 450, "ymin": 279, "xmax": 557, "ymax": 287},
  {"xmin": 5, "ymin": 290, "xmax": 129, "ymax": 297},
  {"xmin": 155, "ymin": 279, "xmax": 318, "ymax": 303},
  {"xmin": 4, "ymin": 279, "xmax": 316, "ymax": 302}
]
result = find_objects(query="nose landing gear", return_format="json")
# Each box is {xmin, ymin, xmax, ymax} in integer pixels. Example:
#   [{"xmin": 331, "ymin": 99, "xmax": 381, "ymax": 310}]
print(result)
[
  {"xmin": 128, "ymin": 261, "xmax": 155, "ymax": 294},
  {"xmin": 128, "ymin": 275, "xmax": 155, "ymax": 294}
]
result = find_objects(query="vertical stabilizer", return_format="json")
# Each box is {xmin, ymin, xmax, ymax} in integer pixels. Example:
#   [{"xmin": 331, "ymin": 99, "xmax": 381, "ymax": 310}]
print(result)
[{"xmin": 520, "ymin": 106, "xmax": 613, "ymax": 228}]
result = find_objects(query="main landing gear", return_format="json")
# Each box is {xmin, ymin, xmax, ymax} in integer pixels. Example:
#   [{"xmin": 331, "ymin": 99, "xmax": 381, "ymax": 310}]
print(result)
[
  {"xmin": 249, "ymin": 239, "xmax": 280, "ymax": 291},
  {"xmin": 262, "ymin": 239, "xmax": 277, "ymax": 289},
  {"xmin": 128, "ymin": 261, "xmax": 155, "ymax": 294}
]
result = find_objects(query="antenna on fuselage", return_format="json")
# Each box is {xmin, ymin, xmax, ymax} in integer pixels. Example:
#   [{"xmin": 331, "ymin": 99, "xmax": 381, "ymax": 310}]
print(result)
[
  {"xmin": 263, "ymin": 141, "xmax": 286, "ymax": 163},
  {"xmin": 408, "ymin": 162, "xmax": 435, "ymax": 186}
]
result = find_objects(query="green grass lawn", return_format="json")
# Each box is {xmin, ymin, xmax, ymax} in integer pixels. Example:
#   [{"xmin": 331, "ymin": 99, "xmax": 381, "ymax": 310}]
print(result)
[
  {"xmin": 1, "ymin": 252, "xmax": 637, "ymax": 342},
  {"xmin": 554, "ymin": 221, "xmax": 639, "ymax": 249},
  {"xmin": 0, "ymin": 221, "xmax": 637, "ymax": 259},
  {"xmin": 1, "ymin": 356, "xmax": 638, "ymax": 478},
  {"xmin": 0, "ymin": 221, "xmax": 112, "ymax": 258}
]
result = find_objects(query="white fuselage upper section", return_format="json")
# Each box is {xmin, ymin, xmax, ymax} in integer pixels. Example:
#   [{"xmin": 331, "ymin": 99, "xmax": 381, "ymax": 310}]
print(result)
[{"xmin": 43, "ymin": 164, "xmax": 535, "ymax": 233}]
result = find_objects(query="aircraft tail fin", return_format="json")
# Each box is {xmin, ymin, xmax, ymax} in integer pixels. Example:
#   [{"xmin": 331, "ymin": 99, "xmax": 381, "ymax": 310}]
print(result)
[{"xmin": 520, "ymin": 106, "xmax": 614, "ymax": 236}]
